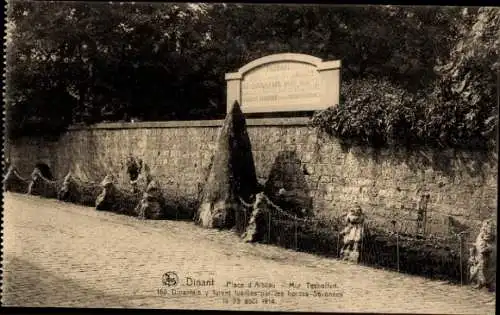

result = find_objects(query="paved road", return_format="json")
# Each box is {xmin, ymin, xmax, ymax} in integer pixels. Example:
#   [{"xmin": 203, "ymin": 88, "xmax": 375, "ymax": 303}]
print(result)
[{"xmin": 2, "ymin": 192, "xmax": 495, "ymax": 313}]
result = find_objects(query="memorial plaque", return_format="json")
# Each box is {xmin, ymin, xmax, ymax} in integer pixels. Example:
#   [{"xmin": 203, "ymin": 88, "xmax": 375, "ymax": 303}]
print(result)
[{"xmin": 225, "ymin": 53, "xmax": 341, "ymax": 113}]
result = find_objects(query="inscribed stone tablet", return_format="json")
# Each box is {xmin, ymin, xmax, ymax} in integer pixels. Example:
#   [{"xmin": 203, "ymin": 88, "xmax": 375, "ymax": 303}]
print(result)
[
  {"xmin": 225, "ymin": 53, "xmax": 341, "ymax": 113},
  {"xmin": 241, "ymin": 62, "xmax": 321, "ymax": 112}
]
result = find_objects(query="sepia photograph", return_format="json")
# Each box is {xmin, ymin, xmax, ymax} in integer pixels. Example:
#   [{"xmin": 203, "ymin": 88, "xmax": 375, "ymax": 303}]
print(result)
[{"xmin": 2, "ymin": 2, "xmax": 498, "ymax": 313}]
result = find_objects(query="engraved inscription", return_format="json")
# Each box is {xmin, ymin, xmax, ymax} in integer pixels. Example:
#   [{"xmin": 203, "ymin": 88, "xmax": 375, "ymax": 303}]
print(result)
[{"xmin": 241, "ymin": 61, "xmax": 321, "ymax": 110}]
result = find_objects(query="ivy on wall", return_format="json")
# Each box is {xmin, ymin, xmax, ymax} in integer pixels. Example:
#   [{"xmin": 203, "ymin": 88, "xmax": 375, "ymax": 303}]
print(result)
[{"xmin": 310, "ymin": 78, "xmax": 497, "ymax": 151}]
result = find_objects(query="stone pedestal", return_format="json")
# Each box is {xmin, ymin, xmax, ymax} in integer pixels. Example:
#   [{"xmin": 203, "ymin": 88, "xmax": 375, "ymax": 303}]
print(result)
[
  {"xmin": 4, "ymin": 165, "xmax": 29, "ymax": 194},
  {"xmin": 135, "ymin": 180, "xmax": 166, "ymax": 220},
  {"xmin": 27, "ymin": 167, "xmax": 59, "ymax": 198},
  {"xmin": 469, "ymin": 218, "xmax": 496, "ymax": 290},
  {"xmin": 242, "ymin": 193, "xmax": 271, "ymax": 243},
  {"xmin": 340, "ymin": 205, "xmax": 366, "ymax": 263},
  {"xmin": 95, "ymin": 175, "xmax": 117, "ymax": 211},
  {"xmin": 58, "ymin": 172, "xmax": 101, "ymax": 206}
]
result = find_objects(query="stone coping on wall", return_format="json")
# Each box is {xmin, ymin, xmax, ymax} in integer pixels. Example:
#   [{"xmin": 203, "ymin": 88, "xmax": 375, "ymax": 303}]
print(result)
[{"xmin": 67, "ymin": 117, "xmax": 311, "ymax": 130}]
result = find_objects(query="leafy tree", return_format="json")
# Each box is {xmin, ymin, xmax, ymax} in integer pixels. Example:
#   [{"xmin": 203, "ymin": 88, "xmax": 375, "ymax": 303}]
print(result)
[
  {"xmin": 6, "ymin": 1, "xmax": 218, "ymax": 138},
  {"xmin": 206, "ymin": 4, "xmax": 463, "ymax": 90},
  {"xmin": 433, "ymin": 7, "xmax": 499, "ymax": 145},
  {"xmin": 311, "ymin": 8, "xmax": 499, "ymax": 151},
  {"xmin": 5, "ymin": 2, "xmax": 498, "ymax": 151}
]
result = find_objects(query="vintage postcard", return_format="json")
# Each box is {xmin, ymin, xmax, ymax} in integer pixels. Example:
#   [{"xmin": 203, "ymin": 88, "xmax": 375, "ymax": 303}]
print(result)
[{"xmin": 2, "ymin": 2, "xmax": 498, "ymax": 314}]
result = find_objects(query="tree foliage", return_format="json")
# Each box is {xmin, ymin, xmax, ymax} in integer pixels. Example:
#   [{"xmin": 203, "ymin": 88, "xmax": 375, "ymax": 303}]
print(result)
[
  {"xmin": 6, "ymin": 2, "xmax": 221, "ymax": 138},
  {"xmin": 312, "ymin": 7, "xmax": 499, "ymax": 151},
  {"xmin": 5, "ymin": 2, "xmax": 498, "ymax": 150}
]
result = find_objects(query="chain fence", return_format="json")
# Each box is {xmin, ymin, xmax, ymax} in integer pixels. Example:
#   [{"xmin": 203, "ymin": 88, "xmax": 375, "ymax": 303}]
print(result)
[
  {"xmin": 60, "ymin": 175, "xmax": 102, "ymax": 207},
  {"xmin": 27, "ymin": 169, "xmax": 66, "ymax": 198},
  {"xmin": 4, "ymin": 166, "xmax": 31, "ymax": 193},
  {"xmin": 5, "ymin": 165, "xmax": 476, "ymax": 284},
  {"xmin": 239, "ymin": 194, "xmax": 474, "ymax": 285}
]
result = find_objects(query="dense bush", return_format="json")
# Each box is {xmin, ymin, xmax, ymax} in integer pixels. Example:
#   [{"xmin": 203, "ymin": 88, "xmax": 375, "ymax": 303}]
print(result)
[
  {"xmin": 311, "ymin": 79, "xmax": 419, "ymax": 148},
  {"xmin": 310, "ymin": 76, "xmax": 496, "ymax": 151}
]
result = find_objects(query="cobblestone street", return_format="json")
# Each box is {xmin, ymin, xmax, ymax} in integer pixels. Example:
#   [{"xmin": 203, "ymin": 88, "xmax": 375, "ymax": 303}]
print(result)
[{"xmin": 1, "ymin": 192, "xmax": 495, "ymax": 313}]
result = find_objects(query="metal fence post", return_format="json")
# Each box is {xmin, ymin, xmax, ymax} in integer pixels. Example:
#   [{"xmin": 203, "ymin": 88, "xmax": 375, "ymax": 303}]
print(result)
[
  {"xmin": 396, "ymin": 232, "xmax": 400, "ymax": 272},
  {"xmin": 391, "ymin": 220, "xmax": 400, "ymax": 272},
  {"xmin": 337, "ymin": 218, "xmax": 341, "ymax": 258},
  {"xmin": 244, "ymin": 206, "xmax": 247, "ymax": 234},
  {"xmin": 459, "ymin": 234, "xmax": 463, "ymax": 286},
  {"xmin": 268, "ymin": 208, "xmax": 271, "ymax": 244},
  {"xmin": 294, "ymin": 215, "xmax": 298, "ymax": 250},
  {"xmin": 359, "ymin": 222, "xmax": 364, "ymax": 263}
]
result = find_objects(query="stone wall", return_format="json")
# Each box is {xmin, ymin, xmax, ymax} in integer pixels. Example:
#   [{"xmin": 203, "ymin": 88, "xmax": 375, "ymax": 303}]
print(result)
[{"xmin": 7, "ymin": 118, "xmax": 497, "ymax": 241}]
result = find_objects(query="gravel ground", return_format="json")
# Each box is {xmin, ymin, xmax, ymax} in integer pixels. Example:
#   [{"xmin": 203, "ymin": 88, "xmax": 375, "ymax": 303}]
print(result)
[{"xmin": 1, "ymin": 192, "xmax": 495, "ymax": 313}]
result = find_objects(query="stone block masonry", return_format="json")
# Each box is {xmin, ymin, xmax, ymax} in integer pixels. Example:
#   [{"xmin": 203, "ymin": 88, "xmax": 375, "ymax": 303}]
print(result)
[{"xmin": 7, "ymin": 118, "xmax": 497, "ymax": 240}]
